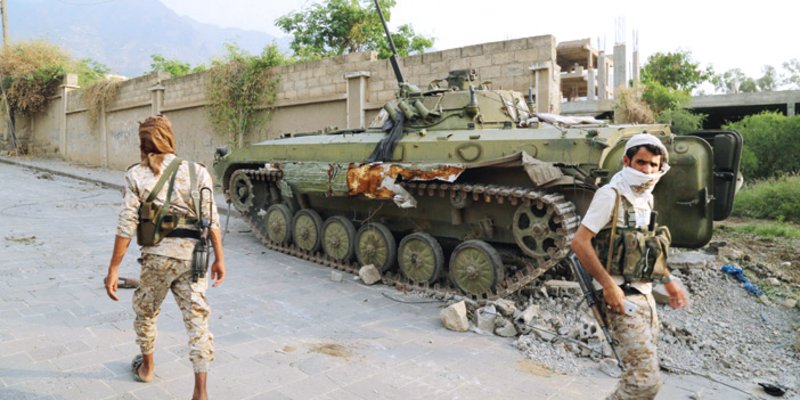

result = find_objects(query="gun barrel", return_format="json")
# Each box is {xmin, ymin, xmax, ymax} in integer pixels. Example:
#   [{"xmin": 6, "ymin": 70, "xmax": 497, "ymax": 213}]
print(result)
[{"xmin": 372, "ymin": 0, "xmax": 405, "ymax": 84}]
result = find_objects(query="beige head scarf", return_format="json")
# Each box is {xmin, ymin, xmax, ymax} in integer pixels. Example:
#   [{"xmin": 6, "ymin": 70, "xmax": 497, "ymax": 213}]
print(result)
[{"xmin": 138, "ymin": 115, "xmax": 176, "ymax": 175}]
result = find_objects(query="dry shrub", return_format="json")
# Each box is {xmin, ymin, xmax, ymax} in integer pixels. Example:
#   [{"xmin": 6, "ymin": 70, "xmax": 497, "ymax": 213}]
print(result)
[
  {"xmin": 84, "ymin": 78, "xmax": 123, "ymax": 128},
  {"xmin": 0, "ymin": 41, "xmax": 70, "ymax": 116},
  {"xmin": 613, "ymin": 86, "xmax": 655, "ymax": 124}
]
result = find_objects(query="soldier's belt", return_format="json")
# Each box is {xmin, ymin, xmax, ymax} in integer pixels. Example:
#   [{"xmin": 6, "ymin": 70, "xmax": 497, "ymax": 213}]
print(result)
[{"xmin": 166, "ymin": 228, "xmax": 201, "ymax": 240}]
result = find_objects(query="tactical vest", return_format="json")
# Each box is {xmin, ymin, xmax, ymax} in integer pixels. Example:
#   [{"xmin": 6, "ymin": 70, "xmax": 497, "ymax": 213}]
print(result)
[
  {"xmin": 136, "ymin": 158, "xmax": 201, "ymax": 246},
  {"xmin": 591, "ymin": 188, "xmax": 670, "ymax": 283}
]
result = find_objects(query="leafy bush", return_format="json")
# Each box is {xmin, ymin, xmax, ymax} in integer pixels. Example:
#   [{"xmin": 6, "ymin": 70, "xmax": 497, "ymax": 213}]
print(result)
[
  {"xmin": 724, "ymin": 112, "xmax": 800, "ymax": 179},
  {"xmin": 206, "ymin": 43, "xmax": 289, "ymax": 148},
  {"xmin": 733, "ymin": 174, "xmax": 800, "ymax": 222},
  {"xmin": 613, "ymin": 86, "xmax": 654, "ymax": 124},
  {"xmin": 0, "ymin": 41, "xmax": 70, "ymax": 115},
  {"xmin": 656, "ymin": 107, "xmax": 705, "ymax": 134}
]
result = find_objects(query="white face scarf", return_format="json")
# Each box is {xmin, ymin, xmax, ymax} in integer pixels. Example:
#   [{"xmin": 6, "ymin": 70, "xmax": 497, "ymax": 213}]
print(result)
[
  {"xmin": 619, "ymin": 165, "xmax": 670, "ymax": 195},
  {"xmin": 609, "ymin": 164, "xmax": 670, "ymax": 228}
]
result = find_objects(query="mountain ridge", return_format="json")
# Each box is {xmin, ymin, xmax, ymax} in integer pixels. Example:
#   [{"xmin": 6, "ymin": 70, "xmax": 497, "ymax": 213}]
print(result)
[{"xmin": 6, "ymin": 0, "xmax": 288, "ymax": 77}]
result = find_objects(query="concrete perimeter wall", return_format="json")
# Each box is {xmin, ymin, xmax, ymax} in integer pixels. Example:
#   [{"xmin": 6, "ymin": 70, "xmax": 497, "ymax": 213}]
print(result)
[{"xmin": 2, "ymin": 35, "xmax": 559, "ymax": 171}]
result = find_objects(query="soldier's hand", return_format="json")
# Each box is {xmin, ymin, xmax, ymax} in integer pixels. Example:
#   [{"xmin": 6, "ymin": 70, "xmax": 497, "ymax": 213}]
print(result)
[
  {"xmin": 211, "ymin": 259, "xmax": 226, "ymax": 288},
  {"xmin": 603, "ymin": 284, "xmax": 626, "ymax": 314},
  {"xmin": 104, "ymin": 271, "xmax": 120, "ymax": 301},
  {"xmin": 665, "ymin": 280, "xmax": 688, "ymax": 309}
]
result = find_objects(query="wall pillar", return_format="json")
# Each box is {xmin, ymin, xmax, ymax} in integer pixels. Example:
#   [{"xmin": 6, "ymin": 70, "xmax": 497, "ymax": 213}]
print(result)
[
  {"xmin": 788, "ymin": 102, "xmax": 796, "ymax": 116},
  {"xmin": 587, "ymin": 68, "xmax": 596, "ymax": 101},
  {"xmin": 344, "ymin": 71, "xmax": 370, "ymax": 129},
  {"xmin": 149, "ymin": 82, "xmax": 166, "ymax": 115},
  {"xmin": 59, "ymin": 73, "xmax": 80, "ymax": 159}
]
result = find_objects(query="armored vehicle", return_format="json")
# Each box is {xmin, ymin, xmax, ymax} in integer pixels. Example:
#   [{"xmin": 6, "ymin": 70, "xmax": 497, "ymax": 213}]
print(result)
[{"xmin": 213, "ymin": 6, "xmax": 741, "ymax": 299}]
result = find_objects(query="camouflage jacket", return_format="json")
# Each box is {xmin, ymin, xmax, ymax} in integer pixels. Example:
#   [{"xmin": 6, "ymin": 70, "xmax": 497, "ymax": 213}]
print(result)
[{"xmin": 117, "ymin": 153, "xmax": 220, "ymax": 261}]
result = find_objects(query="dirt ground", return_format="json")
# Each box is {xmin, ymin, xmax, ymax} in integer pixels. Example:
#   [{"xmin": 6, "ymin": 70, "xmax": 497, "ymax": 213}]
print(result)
[{"xmin": 712, "ymin": 217, "xmax": 800, "ymax": 300}]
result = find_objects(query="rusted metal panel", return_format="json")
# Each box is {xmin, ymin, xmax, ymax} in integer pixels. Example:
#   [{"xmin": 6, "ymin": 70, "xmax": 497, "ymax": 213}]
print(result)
[{"xmin": 346, "ymin": 163, "xmax": 464, "ymax": 207}]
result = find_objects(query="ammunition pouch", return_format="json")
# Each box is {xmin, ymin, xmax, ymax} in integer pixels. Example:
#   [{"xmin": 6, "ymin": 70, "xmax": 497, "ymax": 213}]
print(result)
[
  {"xmin": 592, "ymin": 187, "xmax": 670, "ymax": 283},
  {"xmin": 594, "ymin": 223, "xmax": 671, "ymax": 282}
]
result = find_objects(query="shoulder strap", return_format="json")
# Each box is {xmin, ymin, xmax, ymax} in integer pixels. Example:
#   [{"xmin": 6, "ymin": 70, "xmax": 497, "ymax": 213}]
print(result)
[
  {"xmin": 145, "ymin": 158, "xmax": 181, "ymax": 203},
  {"xmin": 154, "ymin": 158, "xmax": 183, "ymax": 228},
  {"xmin": 188, "ymin": 162, "xmax": 201, "ymax": 217},
  {"xmin": 605, "ymin": 188, "xmax": 621, "ymax": 272}
]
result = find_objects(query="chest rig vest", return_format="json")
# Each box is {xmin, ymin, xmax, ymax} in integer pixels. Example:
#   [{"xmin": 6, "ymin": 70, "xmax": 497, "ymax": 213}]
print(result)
[
  {"xmin": 136, "ymin": 158, "xmax": 201, "ymax": 246},
  {"xmin": 591, "ymin": 188, "xmax": 671, "ymax": 283}
]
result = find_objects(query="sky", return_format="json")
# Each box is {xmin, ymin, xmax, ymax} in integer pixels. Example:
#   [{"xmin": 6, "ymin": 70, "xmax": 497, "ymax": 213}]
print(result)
[{"xmin": 158, "ymin": 0, "xmax": 796, "ymax": 80}]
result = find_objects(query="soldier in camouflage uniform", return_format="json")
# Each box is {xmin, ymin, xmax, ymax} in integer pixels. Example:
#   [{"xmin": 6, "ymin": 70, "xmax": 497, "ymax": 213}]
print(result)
[
  {"xmin": 104, "ymin": 115, "xmax": 225, "ymax": 400},
  {"xmin": 571, "ymin": 133, "xmax": 688, "ymax": 400}
]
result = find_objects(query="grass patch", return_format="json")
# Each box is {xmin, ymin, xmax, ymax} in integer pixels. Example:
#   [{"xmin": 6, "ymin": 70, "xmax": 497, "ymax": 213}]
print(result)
[
  {"xmin": 729, "ymin": 222, "xmax": 800, "ymax": 239},
  {"xmin": 732, "ymin": 174, "xmax": 800, "ymax": 223}
]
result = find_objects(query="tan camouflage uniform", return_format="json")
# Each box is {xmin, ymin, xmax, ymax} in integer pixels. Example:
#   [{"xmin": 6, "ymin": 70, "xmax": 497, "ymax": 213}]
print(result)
[
  {"xmin": 606, "ymin": 293, "xmax": 661, "ymax": 400},
  {"xmin": 116, "ymin": 153, "xmax": 220, "ymax": 373}
]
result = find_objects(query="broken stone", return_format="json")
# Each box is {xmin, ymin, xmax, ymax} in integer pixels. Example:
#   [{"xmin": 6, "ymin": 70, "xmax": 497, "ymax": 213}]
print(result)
[
  {"xmin": 716, "ymin": 247, "xmax": 742, "ymax": 263},
  {"xmin": 578, "ymin": 322, "xmax": 600, "ymax": 340},
  {"xmin": 780, "ymin": 261, "xmax": 792, "ymax": 268},
  {"xmin": 543, "ymin": 280, "xmax": 581, "ymax": 297},
  {"xmin": 766, "ymin": 277, "xmax": 781, "ymax": 286},
  {"xmin": 783, "ymin": 298, "xmax": 797, "ymax": 309},
  {"xmin": 669, "ymin": 251, "xmax": 716, "ymax": 270},
  {"xmin": 494, "ymin": 318, "xmax": 518, "ymax": 337},
  {"xmin": 598, "ymin": 358, "xmax": 621, "ymax": 378},
  {"xmin": 358, "ymin": 264, "xmax": 381, "ymax": 285},
  {"xmin": 514, "ymin": 304, "xmax": 540, "ymax": 326},
  {"xmin": 491, "ymin": 298, "xmax": 518, "ymax": 317},
  {"xmin": 330, "ymin": 270, "xmax": 343, "ymax": 282},
  {"xmin": 475, "ymin": 305, "xmax": 498, "ymax": 334},
  {"xmin": 440, "ymin": 301, "xmax": 469, "ymax": 332},
  {"xmin": 652, "ymin": 276, "xmax": 685, "ymax": 305}
]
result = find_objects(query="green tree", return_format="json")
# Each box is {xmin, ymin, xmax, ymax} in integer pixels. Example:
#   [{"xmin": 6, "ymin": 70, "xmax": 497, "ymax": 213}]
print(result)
[
  {"xmin": 782, "ymin": 58, "xmax": 800, "ymax": 89},
  {"xmin": 640, "ymin": 50, "xmax": 711, "ymax": 91},
  {"xmin": 756, "ymin": 65, "xmax": 777, "ymax": 91},
  {"xmin": 276, "ymin": 0, "xmax": 433, "ymax": 60},
  {"xmin": 148, "ymin": 54, "xmax": 206, "ymax": 78},
  {"xmin": 206, "ymin": 43, "xmax": 288, "ymax": 148},
  {"xmin": 633, "ymin": 50, "xmax": 708, "ymax": 132}
]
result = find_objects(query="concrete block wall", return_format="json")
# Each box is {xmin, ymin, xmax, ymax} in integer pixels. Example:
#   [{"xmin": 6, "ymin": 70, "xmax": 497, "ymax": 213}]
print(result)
[{"xmin": 9, "ymin": 34, "xmax": 560, "ymax": 171}]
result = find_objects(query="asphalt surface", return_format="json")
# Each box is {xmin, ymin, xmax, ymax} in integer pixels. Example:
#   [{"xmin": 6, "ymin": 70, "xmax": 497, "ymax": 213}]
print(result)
[{"xmin": 0, "ymin": 156, "xmax": 767, "ymax": 400}]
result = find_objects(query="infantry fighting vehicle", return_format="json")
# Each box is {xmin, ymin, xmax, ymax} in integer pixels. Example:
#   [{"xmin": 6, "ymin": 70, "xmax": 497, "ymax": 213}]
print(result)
[{"xmin": 213, "ymin": 4, "xmax": 741, "ymax": 299}]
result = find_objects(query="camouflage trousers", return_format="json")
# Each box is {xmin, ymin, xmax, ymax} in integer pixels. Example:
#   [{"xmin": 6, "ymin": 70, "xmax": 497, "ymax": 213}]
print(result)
[
  {"xmin": 606, "ymin": 292, "xmax": 661, "ymax": 400},
  {"xmin": 133, "ymin": 254, "xmax": 214, "ymax": 373}
]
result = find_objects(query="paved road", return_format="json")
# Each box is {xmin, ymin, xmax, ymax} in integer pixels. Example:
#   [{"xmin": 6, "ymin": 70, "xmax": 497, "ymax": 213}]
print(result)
[{"xmin": 0, "ymin": 160, "xmax": 759, "ymax": 400}]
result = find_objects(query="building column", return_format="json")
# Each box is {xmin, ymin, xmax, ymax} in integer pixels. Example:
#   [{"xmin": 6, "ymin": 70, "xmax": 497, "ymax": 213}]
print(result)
[
  {"xmin": 59, "ymin": 73, "xmax": 80, "ymax": 159},
  {"xmin": 529, "ymin": 61, "xmax": 554, "ymax": 114},
  {"xmin": 788, "ymin": 102, "xmax": 796, "ymax": 116},
  {"xmin": 587, "ymin": 68, "xmax": 596, "ymax": 101},
  {"xmin": 613, "ymin": 43, "xmax": 627, "ymax": 93},
  {"xmin": 597, "ymin": 53, "xmax": 608, "ymax": 100},
  {"xmin": 344, "ymin": 71, "xmax": 370, "ymax": 129}
]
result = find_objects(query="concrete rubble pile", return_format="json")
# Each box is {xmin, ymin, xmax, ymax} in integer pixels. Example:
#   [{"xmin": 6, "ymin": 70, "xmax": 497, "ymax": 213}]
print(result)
[{"xmin": 440, "ymin": 249, "xmax": 800, "ymax": 393}]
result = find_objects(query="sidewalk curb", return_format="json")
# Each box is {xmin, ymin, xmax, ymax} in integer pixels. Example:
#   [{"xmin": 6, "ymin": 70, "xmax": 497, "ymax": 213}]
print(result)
[
  {"xmin": 0, "ymin": 156, "xmax": 123, "ymax": 191},
  {"xmin": 0, "ymin": 156, "xmax": 235, "ymax": 218}
]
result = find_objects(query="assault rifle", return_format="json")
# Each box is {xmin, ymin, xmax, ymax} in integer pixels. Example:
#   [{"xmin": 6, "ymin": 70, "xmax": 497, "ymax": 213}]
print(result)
[
  {"xmin": 191, "ymin": 187, "xmax": 213, "ymax": 283},
  {"xmin": 567, "ymin": 252, "xmax": 623, "ymax": 368}
]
